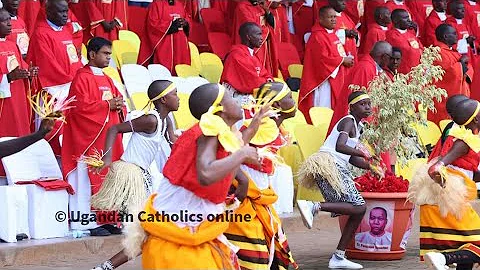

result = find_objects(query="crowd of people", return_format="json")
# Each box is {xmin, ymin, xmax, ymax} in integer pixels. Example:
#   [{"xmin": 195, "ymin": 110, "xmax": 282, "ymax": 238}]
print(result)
[{"xmin": 3, "ymin": 0, "xmax": 480, "ymax": 270}]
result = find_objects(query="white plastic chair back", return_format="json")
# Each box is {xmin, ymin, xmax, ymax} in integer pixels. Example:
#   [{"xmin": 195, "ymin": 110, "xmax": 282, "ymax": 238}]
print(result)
[
  {"xmin": 121, "ymin": 64, "xmax": 152, "ymax": 94},
  {"xmin": 182, "ymin": 77, "xmax": 209, "ymax": 95},
  {"xmin": 148, "ymin": 64, "xmax": 172, "ymax": 81},
  {"xmin": 0, "ymin": 138, "xmax": 63, "ymax": 185}
]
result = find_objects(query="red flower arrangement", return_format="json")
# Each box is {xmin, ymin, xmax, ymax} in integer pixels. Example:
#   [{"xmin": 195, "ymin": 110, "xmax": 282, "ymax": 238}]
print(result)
[{"xmin": 354, "ymin": 172, "xmax": 409, "ymax": 193}]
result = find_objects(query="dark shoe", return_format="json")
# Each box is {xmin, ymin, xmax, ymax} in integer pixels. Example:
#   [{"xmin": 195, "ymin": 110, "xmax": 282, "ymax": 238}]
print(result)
[
  {"xmin": 16, "ymin": 233, "xmax": 28, "ymax": 241},
  {"xmin": 101, "ymin": 224, "xmax": 122, "ymax": 235},
  {"xmin": 89, "ymin": 227, "xmax": 111, "ymax": 236}
]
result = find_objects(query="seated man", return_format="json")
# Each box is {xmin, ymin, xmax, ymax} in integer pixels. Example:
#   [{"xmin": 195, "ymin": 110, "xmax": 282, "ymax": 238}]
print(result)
[{"xmin": 220, "ymin": 22, "xmax": 273, "ymax": 105}]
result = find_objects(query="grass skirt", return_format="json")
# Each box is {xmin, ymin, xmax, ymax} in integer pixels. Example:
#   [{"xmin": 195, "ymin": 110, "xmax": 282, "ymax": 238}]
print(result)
[
  {"xmin": 91, "ymin": 160, "xmax": 152, "ymax": 212},
  {"xmin": 407, "ymin": 163, "xmax": 475, "ymax": 220},
  {"xmin": 297, "ymin": 151, "xmax": 345, "ymax": 195}
]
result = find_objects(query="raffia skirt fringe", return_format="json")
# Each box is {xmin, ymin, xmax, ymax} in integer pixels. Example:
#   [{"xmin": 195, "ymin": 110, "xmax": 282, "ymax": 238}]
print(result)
[{"xmin": 91, "ymin": 160, "xmax": 152, "ymax": 213}]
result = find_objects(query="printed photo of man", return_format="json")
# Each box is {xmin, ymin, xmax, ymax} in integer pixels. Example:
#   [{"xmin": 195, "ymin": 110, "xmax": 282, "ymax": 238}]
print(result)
[{"xmin": 355, "ymin": 206, "xmax": 393, "ymax": 252}]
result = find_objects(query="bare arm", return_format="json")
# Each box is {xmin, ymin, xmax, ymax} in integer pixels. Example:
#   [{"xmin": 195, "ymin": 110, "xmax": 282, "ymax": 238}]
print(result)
[
  {"xmin": 196, "ymin": 135, "xmax": 259, "ymax": 186},
  {"xmin": 429, "ymin": 140, "xmax": 470, "ymax": 185},
  {"xmin": 165, "ymin": 116, "xmax": 177, "ymax": 145},
  {"xmin": 0, "ymin": 119, "xmax": 54, "ymax": 159},
  {"xmin": 233, "ymin": 169, "xmax": 250, "ymax": 202},
  {"xmin": 349, "ymin": 155, "xmax": 370, "ymax": 170},
  {"xmin": 101, "ymin": 114, "xmax": 158, "ymax": 168},
  {"xmin": 335, "ymin": 118, "xmax": 367, "ymax": 158}
]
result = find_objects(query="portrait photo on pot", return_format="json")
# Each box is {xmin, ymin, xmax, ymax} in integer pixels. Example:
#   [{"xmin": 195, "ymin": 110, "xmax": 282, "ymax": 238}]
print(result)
[{"xmin": 354, "ymin": 201, "xmax": 395, "ymax": 252}]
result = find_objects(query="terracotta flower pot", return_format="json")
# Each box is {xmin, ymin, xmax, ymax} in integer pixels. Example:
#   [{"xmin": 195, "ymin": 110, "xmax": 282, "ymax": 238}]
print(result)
[{"xmin": 338, "ymin": 192, "xmax": 414, "ymax": 261}]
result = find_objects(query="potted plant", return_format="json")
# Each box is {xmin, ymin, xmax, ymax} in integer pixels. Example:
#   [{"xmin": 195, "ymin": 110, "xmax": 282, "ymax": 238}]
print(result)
[{"xmin": 338, "ymin": 46, "xmax": 447, "ymax": 261}]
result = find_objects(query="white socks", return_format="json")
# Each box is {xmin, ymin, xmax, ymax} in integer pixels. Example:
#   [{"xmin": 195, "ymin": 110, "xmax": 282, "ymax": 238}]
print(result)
[
  {"xmin": 313, "ymin": 202, "xmax": 322, "ymax": 214},
  {"xmin": 334, "ymin": 249, "xmax": 346, "ymax": 259}
]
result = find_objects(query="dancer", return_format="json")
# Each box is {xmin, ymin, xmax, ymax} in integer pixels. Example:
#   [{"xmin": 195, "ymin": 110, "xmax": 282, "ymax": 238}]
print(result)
[
  {"xmin": 296, "ymin": 91, "xmax": 382, "ymax": 269},
  {"xmin": 225, "ymin": 82, "xmax": 298, "ymax": 270},
  {"xmin": 408, "ymin": 98, "xmax": 480, "ymax": 270},
  {"xmin": 125, "ymin": 83, "xmax": 269, "ymax": 269},
  {"xmin": 90, "ymin": 80, "xmax": 179, "ymax": 270}
]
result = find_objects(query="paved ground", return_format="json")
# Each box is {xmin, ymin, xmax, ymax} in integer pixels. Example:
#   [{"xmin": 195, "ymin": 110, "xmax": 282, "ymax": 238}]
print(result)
[{"xmin": 3, "ymin": 215, "xmax": 431, "ymax": 270}]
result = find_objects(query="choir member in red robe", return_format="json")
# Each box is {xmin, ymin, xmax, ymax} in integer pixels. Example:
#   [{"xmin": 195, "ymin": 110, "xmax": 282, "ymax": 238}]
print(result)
[
  {"xmin": 359, "ymin": 6, "xmax": 390, "ymax": 56},
  {"xmin": 221, "ymin": 22, "xmax": 273, "ymax": 104},
  {"xmin": 137, "ymin": 0, "xmax": 191, "ymax": 74},
  {"xmin": 232, "ymin": 0, "xmax": 279, "ymax": 77},
  {"xmin": 406, "ymin": 0, "xmax": 434, "ymax": 35},
  {"xmin": 422, "ymin": 0, "xmax": 447, "ymax": 46},
  {"xmin": 35, "ymin": 4, "xmax": 84, "ymax": 54},
  {"xmin": 17, "ymin": 0, "xmax": 41, "ymax": 35},
  {"xmin": 285, "ymin": 0, "xmax": 315, "ymax": 60},
  {"xmin": 0, "ymin": 8, "xmax": 38, "ymax": 177},
  {"xmin": 445, "ymin": 1, "xmax": 477, "ymax": 60},
  {"xmin": 270, "ymin": 0, "xmax": 290, "ymax": 43},
  {"xmin": 362, "ymin": 0, "xmax": 387, "ymax": 36},
  {"xmin": 62, "ymin": 37, "xmax": 124, "ymax": 235},
  {"xmin": 428, "ymin": 24, "xmax": 473, "ymax": 124},
  {"xmin": 384, "ymin": 0, "xmax": 412, "ymax": 17},
  {"xmin": 3, "ymin": 0, "xmax": 29, "ymax": 57},
  {"xmin": 299, "ymin": 6, "xmax": 354, "ymax": 128},
  {"xmin": 86, "ymin": 0, "xmax": 128, "ymax": 41},
  {"xmin": 386, "ymin": 9, "xmax": 423, "ymax": 74},
  {"xmin": 26, "ymin": 0, "xmax": 83, "ymax": 155}
]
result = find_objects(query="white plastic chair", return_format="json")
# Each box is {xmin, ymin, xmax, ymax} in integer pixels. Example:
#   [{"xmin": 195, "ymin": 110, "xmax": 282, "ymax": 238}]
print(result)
[
  {"xmin": 1, "ymin": 138, "xmax": 62, "ymax": 185},
  {"xmin": 121, "ymin": 64, "xmax": 152, "ymax": 94},
  {"xmin": 0, "ymin": 137, "xmax": 68, "ymax": 240},
  {"xmin": 148, "ymin": 64, "xmax": 172, "ymax": 81}
]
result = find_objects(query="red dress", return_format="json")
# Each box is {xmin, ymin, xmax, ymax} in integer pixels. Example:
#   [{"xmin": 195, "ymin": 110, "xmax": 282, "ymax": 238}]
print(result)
[{"xmin": 163, "ymin": 124, "xmax": 233, "ymax": 204}]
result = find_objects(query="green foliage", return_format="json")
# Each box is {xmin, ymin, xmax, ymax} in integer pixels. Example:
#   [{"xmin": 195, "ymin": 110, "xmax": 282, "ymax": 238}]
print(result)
[{"xmin": 349, "ymin": 46, "xmax": 447, "ymax": 166}]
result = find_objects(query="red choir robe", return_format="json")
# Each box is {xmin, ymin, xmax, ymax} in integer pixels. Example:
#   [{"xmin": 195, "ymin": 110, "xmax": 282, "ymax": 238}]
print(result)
[
  {"xmin": 359, "ymin": 23, "xmax": 387, "ymax": 56},
  {"xmin": 26, "ymin": 19, "xmax": 83, "ymax": 155},
  {"xmin": 126, "ymin": 1, "xmax": 149, "ymax": 38},
  {"xmin": 137, "ymin": 0, "xmax": 191, "ymax": 74},
  {"xmin": 181, "ymin": 0, "xmax": 209, "ymax": 52},
  {"xmin": 220, "ymin": 44, "xmax": 273, "ymax": 94},
  {"xmin": 289, "ymin": 0, "xmax": 315, "ymax": 60},
  {"xmin": 406, "ymin": 0, "xmax": 433, "ymax": 37},
  {"xmin": 8, "ymin": 15, "xmax": 30, "ymax": 56},
  {"xmin": 232, "ymin": 1, "xmax": 279, "ymax": 77},
  {"xmin": 464, "ymin": 0, "xmax": 480, "ymax": 37},
  {"xmin": 86, "ymin": 0, "xmax": 128, "ymax": 41},
  {"xmin": 422, "ymin": 10, "xmax": 447, "ymax": 46},
  {"xmin": 18, "ymin": 0, "xmax": 42, "ymax": 36},
  {"xmin": 344, "ymin": 0, "xmax": 364, "ymax": 27},
  {"xmin": 271, "ymin": 4, "xmax": 290, "ymax": 43},
  {"xmin": 428, "ymin": 42, "xmax": 473, "ymax": 124},
  {"xmin": 210, "ymin": 0, "xmax": 228, "ymax": 12},
  {"xmin": 61, "ymin": 66, "xmax": 124, "ymax": 207},
  {"xmin": 0, "ymin": 38, "xmax": 32, "ymax": 177},
  {"xmin": 299, "ymin": 24, "xmax": 347, "ymax": 128},
  {"xmin": 384, "ymin": 1, "xmax": 412, "ymax": 18},
  {"xmin": 335, "ymin": 12, "xmax": 358, "ymax": 66},
  {"xmin": 385, "ymin": 28, "xmax": 423, "ymax": 74}
]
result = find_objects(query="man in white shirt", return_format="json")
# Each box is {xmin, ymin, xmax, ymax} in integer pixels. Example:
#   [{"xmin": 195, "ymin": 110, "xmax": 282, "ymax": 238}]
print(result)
[{"xmin": 355, "ymin": 207, "xmax": 393, "ymax": 252}]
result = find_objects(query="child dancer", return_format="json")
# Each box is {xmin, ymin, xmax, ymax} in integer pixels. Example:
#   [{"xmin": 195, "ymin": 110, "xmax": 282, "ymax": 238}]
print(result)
[
  {"xmin": 225, "ymin": 82, "xmax": 298, "ymax": 270},
  {"xmin": 408, "ymin": 99, "xmax": 480, "ymax": 270},
  {"xmin": 90, "ymin": 80, "xmax": 179, "ymax": 270},
  {"xmin": 296, "ymin": 91, "xmax": 382, "ymax": 269},
  {"xmin": 129, "ymin": 83, "xmax": 268, "ymax": 269}
]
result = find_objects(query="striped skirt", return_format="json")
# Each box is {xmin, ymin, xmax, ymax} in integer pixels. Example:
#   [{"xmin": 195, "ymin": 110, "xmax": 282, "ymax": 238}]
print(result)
[
  {"xmin": 224, "ymin": 185, "xmax": 297, "ymax": 270},
  {"xmin": 419, "ymin": 170, "xmax": 480, "ymax": 259}
]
